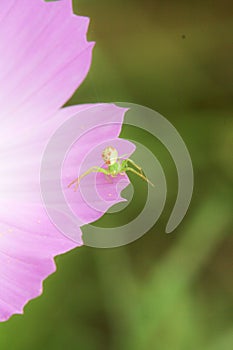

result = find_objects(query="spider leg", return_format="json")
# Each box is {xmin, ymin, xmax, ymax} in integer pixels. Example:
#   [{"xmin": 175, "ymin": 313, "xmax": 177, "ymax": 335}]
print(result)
[
  {"xmin": 125, "ymin": 167, "xmax": 154, "ymax": 187},
  {"xmin": 117, "ymin": 152, "xmax": 131, "ymax": 160},
  {"xmin": 127, "ymin": 159, "xmax": 143, "ymax": 174},
  {"xmin": 68, "ymin": 166, "xmax": 110, "ymax": 191}
]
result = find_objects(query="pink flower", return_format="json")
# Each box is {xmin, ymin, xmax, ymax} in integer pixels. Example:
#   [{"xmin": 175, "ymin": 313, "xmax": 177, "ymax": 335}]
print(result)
[{"xmin": 0, "ymin": 0, "xmax": 134, "ymax": 321}]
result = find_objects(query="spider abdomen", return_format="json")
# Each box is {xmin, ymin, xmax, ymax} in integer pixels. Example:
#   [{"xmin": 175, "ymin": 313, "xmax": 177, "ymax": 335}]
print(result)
[{"xmin": 102, "ymin": 146, "xmax": 118, "ymax": 165}]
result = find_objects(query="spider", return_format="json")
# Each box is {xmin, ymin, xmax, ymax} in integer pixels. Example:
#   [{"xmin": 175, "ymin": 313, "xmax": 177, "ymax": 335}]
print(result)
[{"xmin": 68, "ymin": 146, "xmax": 154, "ymax": 191}]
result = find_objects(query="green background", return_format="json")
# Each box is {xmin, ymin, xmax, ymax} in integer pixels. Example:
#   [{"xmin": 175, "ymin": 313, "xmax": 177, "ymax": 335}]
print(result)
[{"xmin": 0, "ymin": 0, "xmax": 232, "ymax": 349}]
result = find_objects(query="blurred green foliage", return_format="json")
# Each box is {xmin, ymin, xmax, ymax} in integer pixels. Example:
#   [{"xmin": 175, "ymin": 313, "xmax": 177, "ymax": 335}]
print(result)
[{"xmin": 0, "ymin": 1, "xmax": 232, "ymax": 349}]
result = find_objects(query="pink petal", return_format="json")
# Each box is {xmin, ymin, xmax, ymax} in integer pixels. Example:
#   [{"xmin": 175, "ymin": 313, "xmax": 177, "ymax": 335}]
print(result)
[
  {"xmin": 42, "ymin": 104, "xmax": 136, "ymax": 239},
  {"xmin": 0, "ymin": 103, "xmax": 135, "ymax": 320},
  {"xmin": 0, "ymin": 0, "xmax": 94, "ymax": 131},
  {"xmin": 0, "ymin": 0, "xmax": 136, "ymax": 323},
  {"xmin": 0, "ymin": 204, "xmax": 80, "ymax": 321}
]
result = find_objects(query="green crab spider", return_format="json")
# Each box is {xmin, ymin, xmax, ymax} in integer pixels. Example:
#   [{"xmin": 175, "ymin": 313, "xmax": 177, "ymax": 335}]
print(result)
[{"xmin": 68, "ymin": 146, "xmax": 154, "ymax": 191}]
